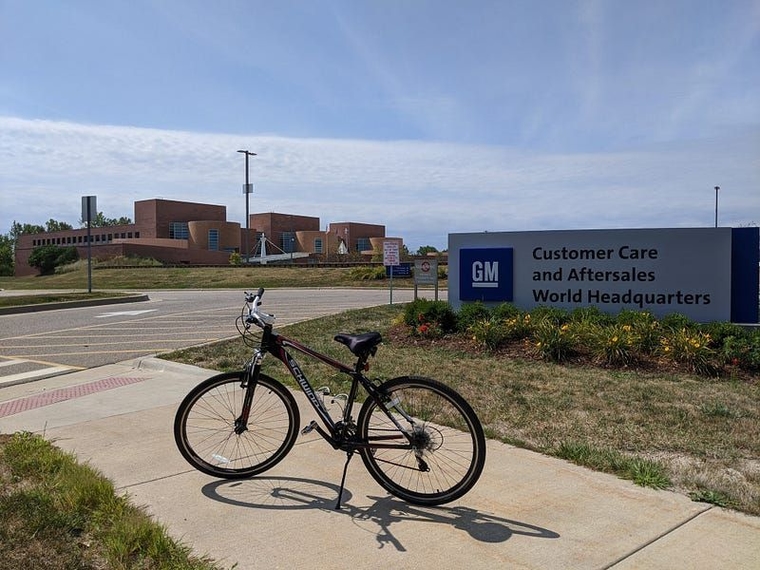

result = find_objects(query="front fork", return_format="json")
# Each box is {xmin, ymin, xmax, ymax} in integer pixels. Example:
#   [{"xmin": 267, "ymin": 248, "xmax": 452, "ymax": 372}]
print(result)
[{"xmin": 234, "ymin": 351, "xmax": 263, "ymax": 434}]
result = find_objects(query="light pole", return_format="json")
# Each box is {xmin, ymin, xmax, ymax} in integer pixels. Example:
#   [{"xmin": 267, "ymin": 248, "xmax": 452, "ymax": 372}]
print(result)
[
  {"xmin": 237, "ymin": 150, "xmax": 256, "ymax": 262},
  {"xmin": 714, "ymin": 186, "xmax": 720, "ymax": 228}
]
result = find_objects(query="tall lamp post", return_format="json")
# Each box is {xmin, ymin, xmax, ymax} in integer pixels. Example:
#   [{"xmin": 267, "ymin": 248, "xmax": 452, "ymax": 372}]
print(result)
[
  {"xmin": 714, "ymin": 186, "xmax": 720, "ymax": 228},
  {"xmin": 237, "ymin": 150, "xmax": 257, "ymax": 262}
]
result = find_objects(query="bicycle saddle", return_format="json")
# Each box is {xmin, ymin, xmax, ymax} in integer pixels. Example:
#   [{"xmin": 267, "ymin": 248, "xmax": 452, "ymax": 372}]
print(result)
[{"xmin": 333, "ymin": 332, "xmax": 382, "ymax": 357}]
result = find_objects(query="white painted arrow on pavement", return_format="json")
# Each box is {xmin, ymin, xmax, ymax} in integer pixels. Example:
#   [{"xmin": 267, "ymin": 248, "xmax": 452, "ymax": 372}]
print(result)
[{"xmin": 95, "ymin": 310, "xmax": 157, "ymax": 318}]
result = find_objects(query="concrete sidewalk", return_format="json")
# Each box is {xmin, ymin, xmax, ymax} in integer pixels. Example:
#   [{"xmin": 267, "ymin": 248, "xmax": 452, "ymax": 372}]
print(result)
[{"xmin": 1, "ymin": 358, "xmax": 758, "ymax": 569}]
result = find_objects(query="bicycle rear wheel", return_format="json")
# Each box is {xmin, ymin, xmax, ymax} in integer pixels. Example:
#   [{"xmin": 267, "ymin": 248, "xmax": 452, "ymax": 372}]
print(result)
[
  {"xmin": 174, "ymin": 371, "xmax": 299, "ymax": 479},
  {"xmin": 356, "ymin": 376, "xmax": 486, "ymax": 505}
]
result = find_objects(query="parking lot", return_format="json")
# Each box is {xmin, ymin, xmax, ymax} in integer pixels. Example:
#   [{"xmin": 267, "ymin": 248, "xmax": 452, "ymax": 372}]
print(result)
[{"xmin": 0, "ymin": 288, "xmax": 420, "ymax": 385}]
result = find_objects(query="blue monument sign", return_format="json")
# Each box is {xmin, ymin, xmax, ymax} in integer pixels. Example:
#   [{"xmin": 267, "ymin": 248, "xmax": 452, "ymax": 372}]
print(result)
[{"xmin": 449, "ymin": 228, "xmax": 759, "ymax": 323}]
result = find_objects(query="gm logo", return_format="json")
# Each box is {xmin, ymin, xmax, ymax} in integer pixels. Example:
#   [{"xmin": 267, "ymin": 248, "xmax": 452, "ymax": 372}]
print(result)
[
  {"xmin": 472, "ymin": 261, "xmax": 499, "ymax": 287},
  {"xmin": 460, "ymin": 248, "xmax": 513, "ymax": 302}
]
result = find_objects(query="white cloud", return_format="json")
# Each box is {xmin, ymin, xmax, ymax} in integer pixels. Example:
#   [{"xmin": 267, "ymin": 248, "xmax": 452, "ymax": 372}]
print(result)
[{"xmin": 1, "ymin": 117, "xmax": 758, "ymax": 250}]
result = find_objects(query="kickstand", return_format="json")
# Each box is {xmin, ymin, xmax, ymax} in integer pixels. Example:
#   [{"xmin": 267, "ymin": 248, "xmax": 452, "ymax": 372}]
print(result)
[{"xmin": 335, "ymin": 450, "xmax": 354, "ymax": 510}]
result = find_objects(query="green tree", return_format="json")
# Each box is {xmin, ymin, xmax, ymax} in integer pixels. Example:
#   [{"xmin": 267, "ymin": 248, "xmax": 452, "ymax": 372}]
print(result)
[
  {"xmin": 45, "ymin": 219, "xmax": 74, "ymax": 232},
  {"xmin": 28, "ymin": 245, "xmax": 79, "ymax": 275},
  {"xmin": 80, "ymin": 212, "xmax": 133, "ymax": 227},
  {"xmin": 10, "ymin": 221, "xmax": 45, "ymax": 242},
  {"xmin": 0, "ymin": 234, "xmax": 14, "ymax": 276},
  {"xmin": 416, "ymin": 245, "xmax": 439, "ymax": 256}
]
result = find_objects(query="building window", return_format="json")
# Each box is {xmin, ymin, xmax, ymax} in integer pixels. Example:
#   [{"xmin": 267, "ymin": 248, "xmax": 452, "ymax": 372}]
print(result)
[
  {"xmin": 281, "ymin": 232, "xmax": 295, "ymax": 253},
  {"xmin": 135, "ymin": 231, "xmax": 140, "ymax": 238},
  {"xmin": 169, "ymin": 222, "xmax": 189, "ymax": 239},
  {"xmin": 356, "ymin": 238, "xmax": 371, "ymax": 253},
  {"xmin": 208, "ymin": 229, "xmax": 219, "ymax": 251},
  {"xmin": 314, "ymin": 238, "xmax": 323, "ymax": 254}
]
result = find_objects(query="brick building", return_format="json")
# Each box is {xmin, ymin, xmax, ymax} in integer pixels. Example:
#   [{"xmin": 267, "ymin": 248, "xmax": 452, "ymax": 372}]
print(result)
[{"xmin": 14, "ymin": 198, "xmax": 400, "ymax": 276}]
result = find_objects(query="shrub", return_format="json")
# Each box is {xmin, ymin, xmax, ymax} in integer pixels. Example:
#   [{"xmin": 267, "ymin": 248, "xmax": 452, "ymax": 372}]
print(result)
[
  {"xmin": 660, "ymin": 312, "xmax": 693, "ymax": 332},
  {"xmin": 593, "ymin": 324, "xmax": 637, "ymax": 367},
  {"xmin": 348, "ymin": 265, "xmax": 386, "ymax": 280},
  {"xmin": 457, "ymin": 301, "xmax": 491, "ymax": 332},
  {"xmin": 700, "ymin": 321, "xmax": 746, "ymax": 348},
  {"xmin": 468, "ymin": 309, "xmax": 534, "ymax": 351},
  {"xmin": 229, "ymin": 252, "xmax": 242, "ymax": 266},
  {"xmin": 722, "ymin": 332, "xmax": 760, "ymax": 372},
  {"xmin": 501, "ymin": 312, "xmax": 534, "ymax": 342},
  {"xmin": 660, "ymin": 328, "xmax": 720, "ymax": 376},
  {"xmin": 570, "ymin": 306, "xmax": 614, "ymax": 326},
  {"xmin": 98, "ymin": 255, "xmax": 162, "ymax": 267},
  {"xmin": 28, "ymin": 245, "xmax": 79, "ymax": 275},
  {"xmin": 533, "ymin": 321, "xmax": 575, "ymax": 363},
  {"xmin": 0, "ymin": 234, "xmax": 13, "ymax": 276},
  {"xmin": 469, "ymin": 319, "xmax": 508, "ymax": 350},
  {"xmin": 617, "ymin": 310, "xmax": 661, "ymax": 355},
  {"xmin": 55, "ymin": 259, "xmax": 88, "ymax": 274},
  {"xmin": 530, "ymin": 305, "xmax": 570, "ymax": 326},
  {"xmin": 492, "ymin": 302, "xmax": 521, "ymax": 321},
  {"xmin": 403, "ymin": 299, "xmax": 457, "ymax": 334}
]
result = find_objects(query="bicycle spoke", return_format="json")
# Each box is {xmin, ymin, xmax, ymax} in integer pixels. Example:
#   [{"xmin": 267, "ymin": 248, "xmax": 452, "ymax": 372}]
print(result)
[
  {"xmin": 175, "ymin": 373, "xmax": 299, "ymax": 478},
  {"xmin": 358, "ymin": 377, "xmax": 485, "ymax": 505}
]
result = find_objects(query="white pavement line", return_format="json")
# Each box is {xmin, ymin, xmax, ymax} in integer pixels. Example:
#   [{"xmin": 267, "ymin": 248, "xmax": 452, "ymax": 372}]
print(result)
[
  {"xmin": 0, "ymin": 366, "xmax": 76, "ymax": 386},
  {"xmin": 603, "ymin": 505, "xmax": 714, "ymax": 569},
  {"xmin": 0, "ymin": 360, "xmax": 22, "ymax": 368}
]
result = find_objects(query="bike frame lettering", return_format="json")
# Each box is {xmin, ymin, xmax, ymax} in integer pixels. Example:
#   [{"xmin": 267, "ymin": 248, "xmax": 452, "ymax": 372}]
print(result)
[{"xmin": 285, "ymin": 352, "xmax": 331, "ymax": 419}]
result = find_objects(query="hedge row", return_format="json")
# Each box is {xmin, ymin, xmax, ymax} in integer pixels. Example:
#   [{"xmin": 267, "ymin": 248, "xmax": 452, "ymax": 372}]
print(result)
[{"xmin": 403, "ymin": 299, "xmax": 760, "ymax": 377}]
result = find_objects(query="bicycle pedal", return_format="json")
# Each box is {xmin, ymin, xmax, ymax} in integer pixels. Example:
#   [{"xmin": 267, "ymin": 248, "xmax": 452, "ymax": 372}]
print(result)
[{"xmin": 301, "ymin": 420, "xmax": 318, "ymax": 435}]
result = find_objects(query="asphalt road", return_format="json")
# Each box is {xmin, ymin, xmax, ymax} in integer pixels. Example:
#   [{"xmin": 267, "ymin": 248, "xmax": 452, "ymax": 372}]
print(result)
[{"xmin": 0, "ymin": 288, "xmax": 424, "ymax": 385}]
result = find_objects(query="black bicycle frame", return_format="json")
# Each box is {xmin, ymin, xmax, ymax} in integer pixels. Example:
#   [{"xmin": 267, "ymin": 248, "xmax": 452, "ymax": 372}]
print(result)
[{"xmin": 243, "ymin": 322, "xmax": 411, "ymax": 451}]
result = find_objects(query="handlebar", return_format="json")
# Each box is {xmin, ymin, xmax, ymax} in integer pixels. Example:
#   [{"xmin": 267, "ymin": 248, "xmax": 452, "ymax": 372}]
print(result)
[{"xmin": 244, "ymin": 288, "xmax": 275, "ymax": 328}]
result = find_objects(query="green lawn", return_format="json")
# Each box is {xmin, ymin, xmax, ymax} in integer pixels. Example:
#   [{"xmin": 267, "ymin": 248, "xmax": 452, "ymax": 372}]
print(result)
[{"xmin": 163, "ymin": 304, "xmax": 760, "ymax": 517}]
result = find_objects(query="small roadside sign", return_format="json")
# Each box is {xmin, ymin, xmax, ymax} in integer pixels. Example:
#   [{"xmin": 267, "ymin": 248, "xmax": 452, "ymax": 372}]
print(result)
[
  {"xmin": 383, "ymin": 241, "xmax": 400, "ymax": 305},
  {"xmin": 383, "ymin": 241, "xmax": 400, "ymax": 266},
  {"xmin": 414, "ymin": 259, "xmax": 438, "ymax": 285},
  {"xmin": 414, "ymin": 258, "xmax": 440, "ymax": 301}
]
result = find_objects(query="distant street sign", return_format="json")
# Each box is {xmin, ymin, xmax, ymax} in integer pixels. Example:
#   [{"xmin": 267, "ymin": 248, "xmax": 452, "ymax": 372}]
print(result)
[
  {"xmin": 414, "ymin": 259, "xmax": 438, "ymax": 285},
  {"xmin": 81, "ymin": 196, "xmax": 96, "ymax": 222},
  {"xmin": 383, "ymin": 241, "xmax": 400, "ymax": 266}
]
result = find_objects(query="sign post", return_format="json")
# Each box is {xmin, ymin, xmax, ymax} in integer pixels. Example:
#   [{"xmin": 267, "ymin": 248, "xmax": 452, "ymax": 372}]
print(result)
[
  {"xmin": 81, "ymin": 196, "xmax": 96, "ymax": 293},
  {"xmin": 414, "ymin": 258, "xmax": 439, "ymax": 300},
  {"xmin": 383, "ymin": 241, "xmax": 400, "ymax": 304}
]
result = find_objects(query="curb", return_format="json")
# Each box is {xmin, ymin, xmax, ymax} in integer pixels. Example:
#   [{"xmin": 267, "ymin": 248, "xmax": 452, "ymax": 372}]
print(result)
[
  {"xmin": 130, "ymin": 356, "xmax": 214, "ymax": 376},
  {"xmin": 0, "ymin": 294, "xmax": 150, "ymax": 315}
]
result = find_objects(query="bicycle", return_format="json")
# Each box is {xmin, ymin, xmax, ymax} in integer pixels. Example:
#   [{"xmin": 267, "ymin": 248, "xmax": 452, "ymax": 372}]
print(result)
[{"xmin": 174, "ymin": 288, "xmax": 486, "ymax": 509}]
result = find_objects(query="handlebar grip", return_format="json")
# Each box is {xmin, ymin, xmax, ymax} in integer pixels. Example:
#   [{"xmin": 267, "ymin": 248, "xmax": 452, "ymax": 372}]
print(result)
[{"xmin": 256, "ymin": 287, "xmax": 265, "ymax": 299}]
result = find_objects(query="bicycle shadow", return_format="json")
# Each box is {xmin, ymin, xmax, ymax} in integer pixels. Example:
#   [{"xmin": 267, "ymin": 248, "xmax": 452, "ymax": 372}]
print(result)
[{"xmin": 201, "ymin": 476, "xmax": 559, "ymax": 552}]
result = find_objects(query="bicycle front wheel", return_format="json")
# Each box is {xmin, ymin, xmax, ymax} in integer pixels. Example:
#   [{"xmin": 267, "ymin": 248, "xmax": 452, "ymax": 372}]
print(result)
[
  {"xmin": 174, "ymin": 371, "xmax": 299, "ymax": 479},
  {"xmin": 356, "ymin": 376, "xmax": 486, "ymax": 505}
]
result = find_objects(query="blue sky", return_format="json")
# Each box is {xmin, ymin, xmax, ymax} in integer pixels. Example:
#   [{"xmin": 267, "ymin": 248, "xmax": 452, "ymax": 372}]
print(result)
[{"xmin": 1, "ymin": 0, "xmax": 758, "ymax": 251}]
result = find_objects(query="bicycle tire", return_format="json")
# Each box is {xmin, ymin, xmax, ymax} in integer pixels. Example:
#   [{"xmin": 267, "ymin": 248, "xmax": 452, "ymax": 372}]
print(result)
[
  {"xmin": 356, "ymin": 376, "xmax": 486, "ymax": 505},
  {"xmin": 174, "ymin": 371, "xmax": 299, "ymax": 479}
]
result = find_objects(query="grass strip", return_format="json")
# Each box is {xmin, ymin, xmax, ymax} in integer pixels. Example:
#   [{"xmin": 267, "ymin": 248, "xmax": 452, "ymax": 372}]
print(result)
[
  {"xmin": 0, "ymin": 292, "xmax": 130, "ymax": 308},
  {"xmin": 0, "ymin": 432, "xmax": 226, "ymax": 570}
]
